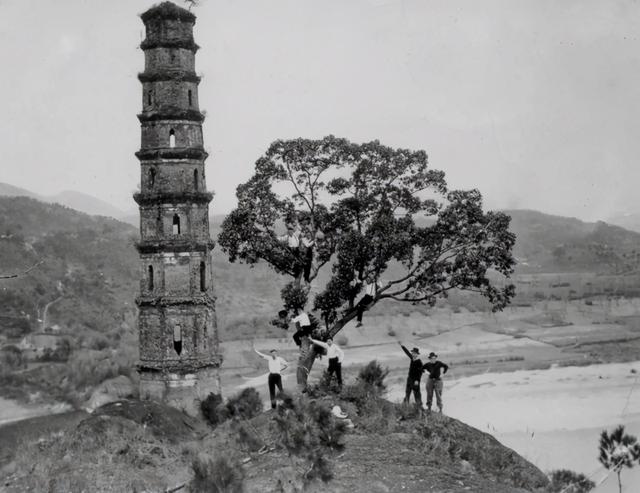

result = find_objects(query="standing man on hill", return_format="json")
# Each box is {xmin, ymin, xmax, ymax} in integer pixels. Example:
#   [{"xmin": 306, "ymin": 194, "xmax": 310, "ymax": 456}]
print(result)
[
  {"xmin": 423, "ymin": 352, "xmax": 449, "ymax": 413},
  {"xmin": 310, "ymin": 336, "xmax": 345, "ymax": 388},
  {"xmin": 253, "ymin": 344, "xmax": 288, "ymax": 409},
  {"xmin": 398, "ymin": 341, "xmax": 424, "ymax": 408}
]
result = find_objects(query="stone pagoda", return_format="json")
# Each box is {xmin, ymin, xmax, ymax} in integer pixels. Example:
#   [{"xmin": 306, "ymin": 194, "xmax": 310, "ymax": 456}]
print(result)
[{"xmin": 134, "ymin": 2, "xmax": 221, "ymax": 415}]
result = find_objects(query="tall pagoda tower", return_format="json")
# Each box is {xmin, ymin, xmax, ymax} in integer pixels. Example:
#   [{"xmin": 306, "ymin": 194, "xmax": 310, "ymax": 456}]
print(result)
[{"xmin": 134, "ymin": 2, "xmax": 221, "ymax": 414}]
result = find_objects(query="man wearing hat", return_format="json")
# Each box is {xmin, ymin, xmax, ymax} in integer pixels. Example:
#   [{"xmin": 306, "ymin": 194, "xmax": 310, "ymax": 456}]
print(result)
[
  {"xmin": 423, "ymin": 352, "xmax": 449, "ymax": 413},
  {"xmin": 398, "ymin": 341, "xmax": 424, "ymax": 407}
]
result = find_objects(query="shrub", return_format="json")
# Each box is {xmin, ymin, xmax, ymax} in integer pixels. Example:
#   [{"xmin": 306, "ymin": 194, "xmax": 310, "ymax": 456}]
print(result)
[
  {"xmin": 308, "ymin": 370, "xmax": 342, "ymax": 397},
  {"xmin": 224, "ymin": 388, "xmax": 263, "ymax": 421},
  {"xmin": 201, "ymin": 388, "xmax": 263, "ymax": 428},
  {"xmin": 598, "ymin": 425, "xmax": 640, "ymax": 493},
  {"xmin": 387, "ymin": 328, "xmax": 396, "ymax": 337},
  {"xmin": 272, "ymin": 393, "xmax": 346, "ymax": 486},
  {"xmin": 87, "ymin": 335, "xmax": 110, "ymax": 351},
  {"xmin": 201, "ymin": 393, "xmax": 224, "ymax": 426},
  {"xmin": 547, "ymin": 469, "xmax": 595, "ymax": 493},
  {"xmin": 191, "ymin": 454, "xmax": 244, "ymax": 493},
  {"xmin": 358, "ymin": 360, "xmax": 389, "ymax": 392},
  {"xmin": 0, "ymin": 345, "xmax": 25, "ymax": 373}
]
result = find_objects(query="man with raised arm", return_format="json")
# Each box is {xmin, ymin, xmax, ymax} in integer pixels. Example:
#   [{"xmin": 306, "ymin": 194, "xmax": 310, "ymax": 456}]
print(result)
[
  {"xmin": 423, "ymin": 352, "xmax": 449, "ymax": 413},
  {"xmin": 398, "ymin": 341, "xmax": 424, "ymax": 408},
  {"xmin": 309, "ymin": 336, "xmax": 345, "ymax": 388},
  {"xmin": 253, "ymin": 344, "xmax": 288, "ymax": 409}
]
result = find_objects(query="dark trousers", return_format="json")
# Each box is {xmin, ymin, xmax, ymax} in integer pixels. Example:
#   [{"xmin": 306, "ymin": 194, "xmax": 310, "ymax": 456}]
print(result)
[
  {"xmin": 327, "ymin": 357, "xmax": 342, "ymax": 386},
  {"xmin": 292, "ymin": 325, "xmax": 312, "ymax": 346},
  {"xmin": 303, "ymin": 248, "xmax": 313, "ymax": 282},
  {"xmin": 356, "ymin": 294, "xmax": 374, "ymax": 323},
  {"xmin": 426, "ymin": 377, "xmax": 443, "ymax": 411},
  {"xmin": 268, "ymin": 373, "xmax": 283, "ymax": 409},
  {"xmin": 288, "ymin": 246, "xmax": 303, "ymax": 278},
  {"xmin": 404, "ymin": 377, "xmax": 422, "ymax": 405}
]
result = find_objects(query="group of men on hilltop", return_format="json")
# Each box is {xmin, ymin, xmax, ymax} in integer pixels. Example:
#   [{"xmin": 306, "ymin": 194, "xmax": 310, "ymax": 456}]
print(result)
[
  {"xmin": 399, "ymin": 342, "xmax": 449, "ymax": 413},
  {"xmin": 257, "ymin": 221, "xmax": 449, "ymax": 413},
  {"xmin": 254, "ymin": 332, "xmax": 448, "ymax": 414}
]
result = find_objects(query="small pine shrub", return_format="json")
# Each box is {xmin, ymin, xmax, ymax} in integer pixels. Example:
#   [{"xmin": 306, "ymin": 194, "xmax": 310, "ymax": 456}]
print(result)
[
  {"xmin": 224, "ymin": 388, "xmax": 263, "ymax": 420},
  {"xmin": 201, "ymin": 388, "xmax": 263, "ymax": 428},
  {"xmin": 547, "ymin": 469, "xmax": 595, "ymax": 493},
  {"xmin": 358, "ymin": 360, "xmax": 389, "ymax": 392},
  {"xmin": 201, "ymin": 393, "xmax": 224, "ymax": 426},
  {"xmin": 272, "ymin": 392, "xmax": 346, "ymax": 486},
  {"xmin": 191, "ymin": 454, "xmax": 244, "ymax": 493}
]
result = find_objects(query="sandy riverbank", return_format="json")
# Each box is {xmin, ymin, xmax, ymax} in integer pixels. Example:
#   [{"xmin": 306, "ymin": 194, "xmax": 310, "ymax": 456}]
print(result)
[{"xmin": 386, "ymin": 362, "xmax": 640, "ymax": 493}]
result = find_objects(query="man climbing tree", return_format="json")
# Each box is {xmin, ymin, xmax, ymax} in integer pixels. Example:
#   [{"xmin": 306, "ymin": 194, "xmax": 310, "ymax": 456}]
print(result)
[{"xmin": 219, "ymin": 136, "xmax": 516, "ymax": 390}]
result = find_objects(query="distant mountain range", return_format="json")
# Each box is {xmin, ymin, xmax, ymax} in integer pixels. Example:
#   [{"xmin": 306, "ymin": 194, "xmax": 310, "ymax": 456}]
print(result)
[
  {"xmin": 606, "ymin": 212, "xmax": 640, "ymax": 234},
  {"xmin": 2, "ymin": 190, "xmax": 640, "ymax": 344},
  {"xmin": 4, "ymin": 181, "xmax": 640, "ymax": 272},
  {"xmin": 0, "ymin": 182, "xmax": 127, "ymax": 219}
]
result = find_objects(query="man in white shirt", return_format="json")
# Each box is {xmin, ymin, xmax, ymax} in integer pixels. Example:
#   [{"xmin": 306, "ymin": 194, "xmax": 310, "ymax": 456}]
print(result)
[
  {"xmin": 278, "ymin": 224, "xmax": 302, "ymax": 278},
  {"xmin": 254, "ymin": 346, "xmax": 288, "ymax": 409},
  {"xmin": 355, "ymin": 276, "xmax": 384, "ymax": 327},
  {"xmin": 291, "ymin": 309, "xmax": 313, "ymax": 346},
  {"xmin": 309, "ymin": 337, "xmax": 345, "ymax": 388}
]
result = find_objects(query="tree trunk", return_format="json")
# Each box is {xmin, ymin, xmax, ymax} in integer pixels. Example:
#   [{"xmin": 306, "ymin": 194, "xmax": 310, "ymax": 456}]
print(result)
[
  {"xmin": 296, "ymin": 312, "xmax": 356, "ymax": 390},
  {"xmin": 296, "ymin": 337, "xmax": 317, "ymax": 391},
  {"xmin": 617, "ymin": 470, "xmax": 622, "ymax": 493}
]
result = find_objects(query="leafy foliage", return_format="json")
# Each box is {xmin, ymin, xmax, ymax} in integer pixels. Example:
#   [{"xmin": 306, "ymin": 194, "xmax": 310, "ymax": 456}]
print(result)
[
  {"xmin": 357, "ymin": 360, "xmax": 389, "ymax": 392},
  {"xmin": 547, "ymin": 469, "xmax": 595, "ymax": 493},
  {"xmin": 272, "ymin": 393, "xmax": 346, "ymax": 486},
  {"xmin": 218, "ymin": 136, "xmax": 516, "ymax": 383},
  {"xmin": 223, "ymin": 388, "xmax": 264, "ymax": 421},
  {"xmin": 201, "ymin": 392, "xmax": 224, "ymax": 426},
  {"xmin": 598, "ymin": 425, "xmax": 640, "ymax": 493},
  {"xmin": 201, "ymin": 388, "xmax": 263, "ymax": 428}
]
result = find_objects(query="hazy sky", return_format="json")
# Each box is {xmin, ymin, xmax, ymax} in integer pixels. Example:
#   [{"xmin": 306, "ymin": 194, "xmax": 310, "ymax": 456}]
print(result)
[{"xmin": 1, "ymin": 0, "xmax": 639, "ymax": 221}]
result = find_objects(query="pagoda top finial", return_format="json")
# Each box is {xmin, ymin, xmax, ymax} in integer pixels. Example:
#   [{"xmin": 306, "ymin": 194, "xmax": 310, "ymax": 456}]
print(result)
[{"xmin": 141, "ymin": 2, "xmax": 196, "ymax": 24}]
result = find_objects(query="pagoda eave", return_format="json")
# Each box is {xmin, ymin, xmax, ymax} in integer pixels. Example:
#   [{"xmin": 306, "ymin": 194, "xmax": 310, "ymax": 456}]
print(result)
[
  {"xmin": 136, "ymin": 294, "xmax": 216, "ymax": 307},
  {"xmin": 137, "ymin": 110, "xmax": 205, "ymax": 123},
  {"xmin": 138, "ymin": 71, "xmax": 201, "ymax": 84},
  {"xmin": 133, "ymin": 191, "xmax": 213, "ymax": 206},
  {"xmin": 137, "ymin": 357, "xmax": 222, "ymax": 374},
  {"xmin": 140, "ymin": 39, "xmax": 199, "ymax": 52},
  {"xmin": 135, "ymin": 239, "xmax": 215, "ymax": 254},
  {"xmin": 136, "ymin": 148, "xmax": 208, "ymax": 161}
]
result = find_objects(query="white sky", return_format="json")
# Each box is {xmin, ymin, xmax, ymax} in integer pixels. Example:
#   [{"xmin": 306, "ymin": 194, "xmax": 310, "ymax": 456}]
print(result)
[{"xmin": 0, "ymin": 0, "xmax": 639, "ymax": 221}]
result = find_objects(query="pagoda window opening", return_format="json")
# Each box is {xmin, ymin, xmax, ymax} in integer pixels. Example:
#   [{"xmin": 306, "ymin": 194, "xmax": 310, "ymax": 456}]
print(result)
[
  {"xmin": 173, "ymin": 325, "xmax": 182, "ymax": 355},
  {"xmin": 200, "ymin": 261, "xmax": 206, "ymax": 291},
  {"xmin": 149, "ymin": 168, "xmax": 156, "ymax": 187},
  {"xmin": 188, "ymin": 90, "xmax": 193, "ymax": 107},
  {"xmin": 172, "ymin": 214, "xmax": 181, "ymax": 235},
  {"xmin": 147, "ymin": 91, "xmax": 152, "ymax": 106},
  {"xmin": 194, "ymin": 169, "xmax": 198, "ymax": 190},
  {"xmin": 147, "ymin": 265, "xmax": 154, "ymax": 291},
  {"xmin": 169, "ymin": 129, "xmax": 176, "ymax": 148}
]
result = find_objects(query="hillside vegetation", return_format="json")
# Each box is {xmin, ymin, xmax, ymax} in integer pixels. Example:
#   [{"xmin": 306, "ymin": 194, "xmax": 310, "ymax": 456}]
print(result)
[
  {"xmin": 2, "ymin": 198, "xmax": 640, "ymax": 406},
  {"xmin": 0, "ymin": 365, "xmax": 550, "ymax": 493}
]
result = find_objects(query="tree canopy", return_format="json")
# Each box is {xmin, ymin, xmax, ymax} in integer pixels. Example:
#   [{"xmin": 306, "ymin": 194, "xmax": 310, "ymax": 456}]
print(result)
[{"xmin": 218, "ymin": 136, "xmax": 516, "ymax": 387}]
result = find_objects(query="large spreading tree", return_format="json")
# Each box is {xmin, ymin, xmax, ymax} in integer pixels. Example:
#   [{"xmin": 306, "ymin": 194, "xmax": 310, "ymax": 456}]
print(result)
[{"xmin": 218, "ymin": 136, "xmax": 516, "ymax": 389}]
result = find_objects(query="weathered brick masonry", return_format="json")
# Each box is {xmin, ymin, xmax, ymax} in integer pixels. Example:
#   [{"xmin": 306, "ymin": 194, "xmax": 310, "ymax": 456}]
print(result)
[{"xmin": 134, "ymin": 2, "xmax": 221, "ymax": 415}]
